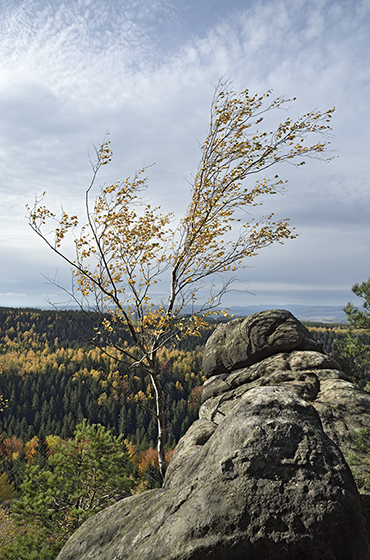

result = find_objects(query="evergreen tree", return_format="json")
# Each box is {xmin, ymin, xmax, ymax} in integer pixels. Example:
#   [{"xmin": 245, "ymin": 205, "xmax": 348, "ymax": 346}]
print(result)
[
  {"xmin": 335, "ymin": 279, "xmax": 370, "ymax": 385},
  {"xmin": 4, "ymin": 421, "xmax": 134, "ymax": 560}
]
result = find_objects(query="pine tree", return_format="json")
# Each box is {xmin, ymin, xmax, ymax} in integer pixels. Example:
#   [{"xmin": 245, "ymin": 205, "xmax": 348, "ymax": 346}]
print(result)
[
  {"xmin": 335, "ymin": 279, "xmax": 370, "ymax": 385},
  {"xmin": 5, "ymin": 421, "xmax": 135, "ymax": 560}
]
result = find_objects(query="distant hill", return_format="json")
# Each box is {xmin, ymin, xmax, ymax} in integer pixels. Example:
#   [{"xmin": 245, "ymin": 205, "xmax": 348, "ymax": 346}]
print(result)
[
  {"xmin": 8, "ymin": 303, "xmax": 348, "ymax": 324},
  {"xmin": 225, "ymin": 305, "xmax": 347, "ymax": 323}
]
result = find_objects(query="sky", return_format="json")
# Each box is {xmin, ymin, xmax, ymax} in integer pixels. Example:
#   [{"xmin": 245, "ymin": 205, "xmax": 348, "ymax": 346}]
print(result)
[{"xmin": 0, "ymin": 0, "xmax": 369, "ymax": 312}]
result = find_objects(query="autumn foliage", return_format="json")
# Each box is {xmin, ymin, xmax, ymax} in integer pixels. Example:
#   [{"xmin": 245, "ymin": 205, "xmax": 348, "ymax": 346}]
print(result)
[{"xmin": 27, "ymin": 80, "xmax": 334, "ymax": 478}]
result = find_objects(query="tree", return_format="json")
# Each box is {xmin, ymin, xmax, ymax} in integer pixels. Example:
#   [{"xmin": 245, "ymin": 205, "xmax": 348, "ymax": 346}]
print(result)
[
  {"xmin": 336, "ymin": 279, "xmax": 370, "ymax": 385},
  {"xmin": 347, "ymin": 427, "xmax": 370, "ymax": 493},
  {"xmin": 6, "ymin": 421, "xmax": 134, "ymax": 559},
  {"xmin": 27, "ymin": 79, "xmax": 334, "ymax": 479},
  {"xmin": 0, "ymin": 507, "xmax": 17, "ymax": 557},
  {"xmin": 0, "ymin": 473, "xmax": 14, "ymax": 502}
]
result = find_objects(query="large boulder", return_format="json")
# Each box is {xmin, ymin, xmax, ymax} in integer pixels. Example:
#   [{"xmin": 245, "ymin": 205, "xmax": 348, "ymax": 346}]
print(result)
[
  {"xmin": 57, "ymin": 386, "xmax": 370, "ymax": 560},
  {"xmin": 202, "ymin": 309, "xmax": 320, "ymax": 377},
  {"xmin": 57, "ymin": 310, "xmax": 370, "ymax": 560},
  {"xmin": 201, "ymin": 349, "xmax": 370, "ymax": 470}
]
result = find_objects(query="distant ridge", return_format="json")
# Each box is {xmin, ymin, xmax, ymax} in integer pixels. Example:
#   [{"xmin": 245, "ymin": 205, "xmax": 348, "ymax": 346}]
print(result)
[
  {"xmin": 4, "ymin": 304, "xmax": 347, "ymax": 324},
  {"xmin": 225, "ymin": 305, "xmax": 347, "ymax": 323}
]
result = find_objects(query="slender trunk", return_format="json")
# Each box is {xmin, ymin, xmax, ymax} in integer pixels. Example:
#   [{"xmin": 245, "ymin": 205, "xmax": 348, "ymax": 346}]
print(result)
[{"xmin": 149, "ymin": 371, "xmax": 167, "ymax": 482}]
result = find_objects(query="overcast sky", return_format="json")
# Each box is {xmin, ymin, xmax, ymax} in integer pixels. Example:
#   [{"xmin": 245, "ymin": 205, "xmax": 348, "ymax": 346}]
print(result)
[{"xmin": 0, "ymin": 0, "xmax": 369, "ymax": 311}]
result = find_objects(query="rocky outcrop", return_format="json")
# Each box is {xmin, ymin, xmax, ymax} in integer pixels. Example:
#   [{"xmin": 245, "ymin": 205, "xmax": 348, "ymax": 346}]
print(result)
[
  {"xmin": 202, "ymin": 309, "xmax": 321, "ymax": 376},
  {"xmin": 57, "ymin": 309, "xmax": 370, "ymax": 560},
  {"xmin": 202, "ymin": 310, "xmax": 370, "ymax": 464}
]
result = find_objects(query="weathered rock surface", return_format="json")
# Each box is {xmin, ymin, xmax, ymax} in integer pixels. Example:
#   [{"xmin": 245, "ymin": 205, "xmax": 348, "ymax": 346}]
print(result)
[
  {"xmin": 202, "ymin": 309, "xmax": 320, "ymax": 377},
  {"xmin": 57, "ymin": 309, "xmax": 370, "ymax": 560}
]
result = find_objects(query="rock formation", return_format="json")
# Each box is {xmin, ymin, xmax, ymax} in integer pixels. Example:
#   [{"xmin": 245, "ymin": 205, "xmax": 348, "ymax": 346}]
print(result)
[{"xmin": 57, "ymin": 309, "xmax": 370, "ymax": 560}]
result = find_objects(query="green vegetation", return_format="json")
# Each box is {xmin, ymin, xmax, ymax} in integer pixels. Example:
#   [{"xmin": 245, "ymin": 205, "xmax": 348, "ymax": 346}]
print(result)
[
  {"xmin": 347, "ymin": 428, "xmax": 370, "ymax": 493},
  {"xmin": 334, "ymin": 279, "xmax": 370, "ymax": 386},
  {"xmin": 305, "ymin": 323, "xmax": 347, "ymax": 355},
  {"xmin": 0, "ymin": 307, "xmax": 209, "ymax": 557},
  {"xmin": 0, "ymin": 307, "xmax": 207, "ymax": 453},
  {"xmin": 0, "ymin": 306, "xmax": 369, "ymax": 559},
  {"xmin": 1, "ymin": 421, "xmax": 134, "ymax": 559}
]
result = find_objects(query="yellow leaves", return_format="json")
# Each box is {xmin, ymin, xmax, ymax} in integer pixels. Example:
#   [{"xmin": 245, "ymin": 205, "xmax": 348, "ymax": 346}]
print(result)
[
  {"xmin": 98, "ymin": 392, "xmax": 108, "ymax": 406},
  {"xmin": 102, "ymin": 318, "xmax": 113, "ymax": 332},
  {"xmin": 99, "ymin": 134, "xmax": 112, "ymax": 165},
  {"xmin": 24, "ymin": 436, "xmax": 39, "ymax": 464},
  {"xmin": 0, "ymin": 396, "xmax": 8, "ymax": 413},
  {"xmin": 26, "ymin": 198, "xmax": 56, "ymax": 226},
  {"xmin": 170, "ymin": 80, "xmax": 333, "ymax": 291},
  {"xmin": 26, "ymin": 83, "xmax": 334, "ymax": 375},
  {"xmin": 134, "ymin": 390, "xmax": 147, "ymax": 403},
  {"xmin": 175, "ymin": 380, "xmax": 183, "ymax": 393}
]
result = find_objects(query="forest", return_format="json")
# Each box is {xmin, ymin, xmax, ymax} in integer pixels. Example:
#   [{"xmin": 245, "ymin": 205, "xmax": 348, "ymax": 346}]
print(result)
[
  {"xmin": 0, "ymin": 308, "xmax": 347, "ymax": 448},
  {"xmin": 0, "ymin": 306, "xmax": 357, "ymax": 558}
]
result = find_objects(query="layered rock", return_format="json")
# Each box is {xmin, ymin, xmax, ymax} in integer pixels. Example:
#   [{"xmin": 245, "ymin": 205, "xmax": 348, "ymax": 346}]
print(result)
[
  {"xmin": 202, "ymin": 308, "xmax": 321, "ymax": 376},
  {"xmin": 57, "ymin": 309, "xmax": 370, "ymax": 560},
  {"xmin": 201, "ymin": 310, "xmax": 370, "ymax": 465}
]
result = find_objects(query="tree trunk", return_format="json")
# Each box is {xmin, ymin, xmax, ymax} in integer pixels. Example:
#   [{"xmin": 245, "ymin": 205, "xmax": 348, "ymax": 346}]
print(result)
[{"xmin": 150, "ymin": 371, "xmax": 167, "ymax": 482}]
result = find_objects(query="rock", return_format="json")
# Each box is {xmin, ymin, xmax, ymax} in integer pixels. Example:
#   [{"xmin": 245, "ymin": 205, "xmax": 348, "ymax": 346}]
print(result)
[
  {"xmin": 202, "ymin": 309, "xmax": 320, "ymax": 377},
  {"xmin": 57, "ymin": 310, "xmax": 370, "ymax": 560},
  {"xmin": 200, "ymin": 348, "xmax": 370, "ymax": 475},
  {"xmin": 313, "ymin": 378, "xmax": 370, "ymax": 460},
  {"xmin": 199, "ymin": 350, "xmax": 347, "ymax": 424},
  {"xmin": 162, "ymin": 419, "xmax": 217, "ymax": 488},
  {"xmin": 57, "ymin": 386, "xmax": 370, "ymax": 560},
  {"xmin": 201, "ymin": 350, "xmax": 344, "ymax": 404}
]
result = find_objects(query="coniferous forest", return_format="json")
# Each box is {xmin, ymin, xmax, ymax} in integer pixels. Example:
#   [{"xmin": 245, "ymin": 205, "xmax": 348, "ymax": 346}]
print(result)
[
  {"xmin": 0, "ymin": 308, "xmax": 348, "ymax": 468},
  {"xmin": 0, "ymin": 307, "xmax": 206, "ymax": 447},
  {"xmin": 0, "ymin": 307, "xmax": 353, "ymax": 558}
]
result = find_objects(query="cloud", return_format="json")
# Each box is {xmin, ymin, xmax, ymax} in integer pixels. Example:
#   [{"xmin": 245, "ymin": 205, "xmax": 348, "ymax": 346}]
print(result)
[
  {"xmin": 0, "ymin": 293, "xmax": 26, "ymax": 297},
  {"xmin": 0, "ymin": 0, "xmax": 369, "ymax": 308}
]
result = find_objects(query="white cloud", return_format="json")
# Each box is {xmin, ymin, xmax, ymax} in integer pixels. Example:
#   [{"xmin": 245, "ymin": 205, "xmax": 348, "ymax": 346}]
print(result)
[{"xmin": 0, "ymin": 0, "xmax": 369, "ymax": 308}]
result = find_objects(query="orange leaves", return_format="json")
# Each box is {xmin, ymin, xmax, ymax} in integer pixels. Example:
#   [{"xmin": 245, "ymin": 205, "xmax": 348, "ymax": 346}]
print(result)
[
  {"xmin": 24, "ymin": 436, "xmax": 39, "ymax": 464},
  {"xmin": 0, "ymin": 436, "xmax": 23, "ymax": 460},
  {"xmin": 189, "ymin": 386, "xmax": 203, "ymax": 408},
  {"xmin": 126, "ymin": 442, "xmax": 174, "ymax": 479}
]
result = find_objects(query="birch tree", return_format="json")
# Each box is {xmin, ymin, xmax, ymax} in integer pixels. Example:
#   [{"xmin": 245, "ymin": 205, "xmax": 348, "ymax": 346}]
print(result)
[{"xmin": 27, "ymin": 80, "xmax": 335, "ymax": 480}]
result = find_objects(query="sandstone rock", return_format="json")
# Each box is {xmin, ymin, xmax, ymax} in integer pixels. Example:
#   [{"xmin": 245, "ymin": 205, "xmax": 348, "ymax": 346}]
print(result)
[
  {"xmin": 201, "ymin": 350, "xmax": 344, "ymax": 404},
  {"xmin": 202, "ymin": 309, "xmax": 320, "ymax": 377},
  {"xmin": 199, "ymin": 350, "xmax": 347, "ymax": 424},
  {"xmin": 200, "ymin": 348, "xmax": 370, "ymax": 471},
  {"xmin": 57, "ymin": 386, "xmax": 370, "ymax": 560},
  {"xmin": 313, "ymin": 378, "xmax": 370, "ymax": 461},
  {"xmin": 57, "ymin": 310, "xmax": 370, "ymax": 560}
]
